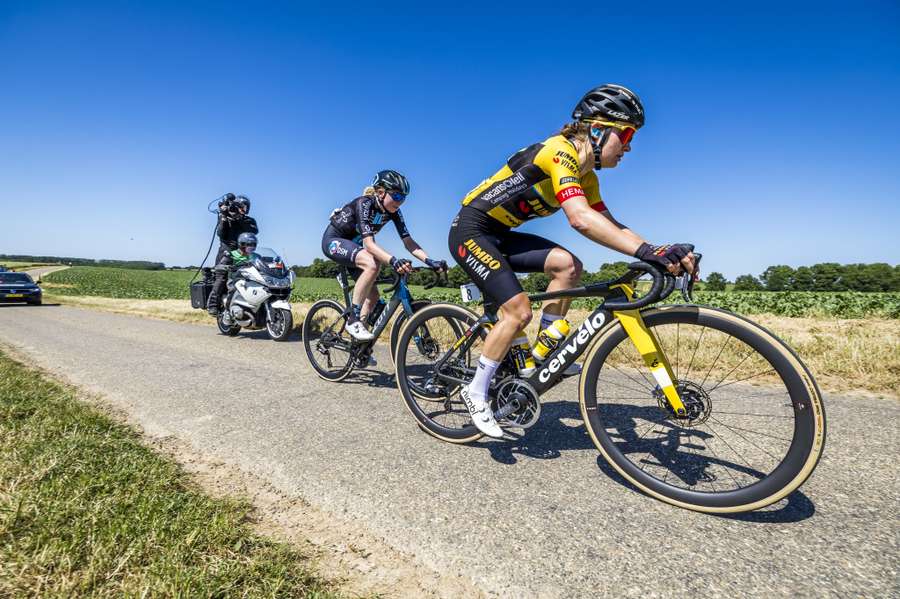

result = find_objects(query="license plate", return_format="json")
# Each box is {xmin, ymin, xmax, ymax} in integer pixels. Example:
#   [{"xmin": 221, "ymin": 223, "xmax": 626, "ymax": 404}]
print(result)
[{"xmin": 5, "ymin": 293, "xmax": 23, "ymax": 298}]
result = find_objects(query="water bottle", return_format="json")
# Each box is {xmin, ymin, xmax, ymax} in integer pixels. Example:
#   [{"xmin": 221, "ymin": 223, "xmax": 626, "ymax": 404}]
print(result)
[
  {"xmin": 512, "ymin": 333, "xmax": 536, "ymax": 376},
  {"xmin": 532, "ymin": 319, "xmax": 571, "ymax": 362}
]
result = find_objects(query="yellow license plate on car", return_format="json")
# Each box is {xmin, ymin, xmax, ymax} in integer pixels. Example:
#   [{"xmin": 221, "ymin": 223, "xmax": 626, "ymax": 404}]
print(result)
[{"xmin": 5, "ymin": 294, "xmax": 23, "ymax": 298}]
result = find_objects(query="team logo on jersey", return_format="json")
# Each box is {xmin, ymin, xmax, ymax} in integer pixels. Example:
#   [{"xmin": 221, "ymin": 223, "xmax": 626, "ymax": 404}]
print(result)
[
  {"xmin": 481, "ymin": 171, "xmax": 528, "ymax": 204},
  {"xmin": 328, "ymin": 240, "xmax": 348, "ymax": 257},
  {"xmin": 556, "ymin": 186, "xmax": 585, "ymax": 203},
  {"xmin": 555, "ymin": 151, "xmax": 578, "ymax": 173},
  {"xmin": 559, "ymin": 176, "xmax": 578, "ymax": 185},
  {"xmin": 459, "ymin": 239, "xmax": 501, "ymax": 280}
]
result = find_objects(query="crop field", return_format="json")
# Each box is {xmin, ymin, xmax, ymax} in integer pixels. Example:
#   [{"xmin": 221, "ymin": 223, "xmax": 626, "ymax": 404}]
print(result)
[
  {"xmin": 44, "ymin": 266, "xmax": 900, "ymax": 319},
  {"xmin": 43, "ymin": 266, "xmax": 459, "ymax": 304}
]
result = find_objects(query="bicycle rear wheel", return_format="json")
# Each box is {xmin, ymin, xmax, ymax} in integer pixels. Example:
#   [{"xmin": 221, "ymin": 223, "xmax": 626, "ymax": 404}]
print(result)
[
  {"xmin": 580, "ymin": 305, "xmax": 826, "ymax": 513},
  {"xmin": 394, "ymin": 303, "xmax": 484, "ymax": 443},
  {"xmin": 302, "ymin": 299, "xmax": 354, "ymax": 381}
]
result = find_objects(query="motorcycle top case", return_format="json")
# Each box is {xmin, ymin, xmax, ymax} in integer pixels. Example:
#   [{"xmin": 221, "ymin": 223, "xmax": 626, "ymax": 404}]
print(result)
[{"xmin": 190, "ymin": 280, "xmax": 213, "ymax": 309}]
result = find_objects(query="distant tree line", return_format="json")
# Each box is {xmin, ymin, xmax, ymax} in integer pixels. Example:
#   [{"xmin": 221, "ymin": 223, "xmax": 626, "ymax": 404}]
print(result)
[
  {"xmin": 705, "ymin": 263, "xmax": 900, "ymax": 292},
  {"xmin": 0, "ymin": 254, "xmax": 166, "ymax": 270}
]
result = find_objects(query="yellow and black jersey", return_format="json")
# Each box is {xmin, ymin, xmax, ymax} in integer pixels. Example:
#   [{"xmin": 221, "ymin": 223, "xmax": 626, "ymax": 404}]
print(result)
[{"xmin": 461, "ymin": 135, "xmax": 607, "ymax": 228}]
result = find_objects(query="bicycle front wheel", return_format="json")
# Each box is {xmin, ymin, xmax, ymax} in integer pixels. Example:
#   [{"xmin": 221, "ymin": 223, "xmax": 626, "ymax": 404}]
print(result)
[
  {"xmin": 394, "ymin": 303, "xmax": 483, "ymax": 443},
  {"xmin": 302, "ymin": 299, "xmax": 354, "ymax": 381},
  {"xmin": 580, "ymin": 305, "xmax": 826, "ymax": 513}
]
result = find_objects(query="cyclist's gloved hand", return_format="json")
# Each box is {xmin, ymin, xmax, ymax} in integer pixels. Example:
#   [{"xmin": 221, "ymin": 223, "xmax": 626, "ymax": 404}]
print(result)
[
  {"xmin": 634, "ymin": 243, "xmax": 695, "ymax": 273},
  {"xmin": 424, "ymin": 258, "xmax": 448, "ymax": 271},
  {"xmin": 390, "ymin": 256, "xmax": 413, "ymax": 274}
]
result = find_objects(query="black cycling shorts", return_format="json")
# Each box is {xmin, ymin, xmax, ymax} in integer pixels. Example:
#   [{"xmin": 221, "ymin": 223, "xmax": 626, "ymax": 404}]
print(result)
[
  {"xmin": 448, "ymin": 206, "xmax": 561, "ymax": 307},
  {"xmin": 322, "ymin": 224, "xmax": 364, "ymax": 277}
]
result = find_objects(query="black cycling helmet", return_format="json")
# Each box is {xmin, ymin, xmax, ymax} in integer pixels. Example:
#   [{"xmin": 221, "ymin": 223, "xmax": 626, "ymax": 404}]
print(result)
[
  {"xmin": 372, "ymin": 170, "xmax": 410, "ymax": 195},
  {"xmin": 572, "ymin": 84, "xmax": 644, "ymax": 128},
  {"xmin": 233, "ymin": 195, "xmax": 251, "ymax": 213},
  {"xmin": 237, "ymin": 232, "xmax": 257, "ymax": 250}
]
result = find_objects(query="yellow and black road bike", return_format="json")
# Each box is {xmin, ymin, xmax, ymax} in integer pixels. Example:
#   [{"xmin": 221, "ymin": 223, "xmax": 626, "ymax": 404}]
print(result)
[{"xmin": 393, "ymin": 257, "xmax": 826, "ymax": 513}]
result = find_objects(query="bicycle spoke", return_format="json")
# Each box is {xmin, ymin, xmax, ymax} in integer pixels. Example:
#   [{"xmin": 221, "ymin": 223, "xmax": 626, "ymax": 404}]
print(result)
[
  {"xmin": 706, "ymin": 416, "xmax": 783, "ymax": 462},
  {"xmin": 709, "ymin": 367, "xmax": 777, "ymax": 393},
  {"xmin": 699, "ymin": 333, "xmax": 733, "ymax": 388},
  {"xmin": 683, "ymin": 325, "xmax": 706, "ymax": 380}
]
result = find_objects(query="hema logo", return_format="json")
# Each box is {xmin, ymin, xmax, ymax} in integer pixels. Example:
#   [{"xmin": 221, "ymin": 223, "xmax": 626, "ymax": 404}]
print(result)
[{"xmin": 537, "ymin": 312, "xmax": 606, "ymax": 383}]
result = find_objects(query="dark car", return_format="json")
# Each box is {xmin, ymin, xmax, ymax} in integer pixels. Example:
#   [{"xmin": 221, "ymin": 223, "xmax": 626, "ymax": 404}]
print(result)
[{"xmin": 0, "ymin": 272, "xmax": 43, "ymax": 305}]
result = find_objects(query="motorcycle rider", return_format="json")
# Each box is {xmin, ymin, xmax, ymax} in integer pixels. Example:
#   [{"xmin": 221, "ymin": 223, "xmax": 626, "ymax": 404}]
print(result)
[
  {"xmin": 322, "ymin": 170, "xmax": 447, "ymax": 341},
  {"xmin": 207, "ymin": 194, "xmax": 258, "ymax": 315}
]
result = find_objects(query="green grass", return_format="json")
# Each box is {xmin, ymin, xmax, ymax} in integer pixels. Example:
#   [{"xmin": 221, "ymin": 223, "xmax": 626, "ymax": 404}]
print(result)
[
  {"xmin": 44, "ymin": 266, "xmax": 900, "ymax": 318},
  {"xmin": 43, "ymin": 266, "xmax": 459, "ymax": 304},
  {"xmin": 0, "ymin": 350, "xmax": 340, "ymax": 598}
]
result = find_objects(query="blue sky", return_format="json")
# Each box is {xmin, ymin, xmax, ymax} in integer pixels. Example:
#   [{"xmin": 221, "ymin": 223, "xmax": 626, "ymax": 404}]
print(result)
[{"xmin": 2, "ymin": 0, "xmax": 898, "ymax": 279}]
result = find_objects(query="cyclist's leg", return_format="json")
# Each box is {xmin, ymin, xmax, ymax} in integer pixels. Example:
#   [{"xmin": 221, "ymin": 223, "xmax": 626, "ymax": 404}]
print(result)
[
  {"xmin": 500, "ymin": 232, "xmax": 582, "ymax": 328},
  {"xmin": 351, "ymin": 250, "xmax": 379, "ymax": 324},
  {"xmin": 449, "ymin": 217, "xmax": 530, "ymax": 437},
  {"xmin": 360, "ymin": 281, "xmax": 380, "ymax": 324},
  {"xmin": 322, "ymin": 232, "xmax": 372, "ymax": 334}
]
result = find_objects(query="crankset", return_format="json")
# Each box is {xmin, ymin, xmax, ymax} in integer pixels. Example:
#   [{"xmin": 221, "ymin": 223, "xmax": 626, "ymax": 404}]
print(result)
[{"xmin": 492, "ymin": 377, "xmax": 541, "ymax": 429}]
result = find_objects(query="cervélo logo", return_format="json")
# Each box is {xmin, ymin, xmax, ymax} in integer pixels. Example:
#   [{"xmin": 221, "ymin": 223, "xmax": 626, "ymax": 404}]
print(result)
[{"xmin": 537, "ymin": 312, "xmax": 606, "ymax": 383}]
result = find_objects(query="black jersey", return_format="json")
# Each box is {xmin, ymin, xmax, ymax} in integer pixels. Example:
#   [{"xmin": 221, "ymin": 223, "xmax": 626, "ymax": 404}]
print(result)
[{"xmin": 329, "ymin": 195, "xmax": 411, "ymax": 242}]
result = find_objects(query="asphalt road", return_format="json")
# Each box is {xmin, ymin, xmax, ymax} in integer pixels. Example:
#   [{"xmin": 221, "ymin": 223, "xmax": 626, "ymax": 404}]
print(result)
[{"xmin": 0, "ymin": 304, "xmax": 897, "ymax": 598}]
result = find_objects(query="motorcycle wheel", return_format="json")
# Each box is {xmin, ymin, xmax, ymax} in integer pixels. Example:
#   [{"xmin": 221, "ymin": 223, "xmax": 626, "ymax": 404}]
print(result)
[
  {"xmin": 217, "ymin": 312, "xmax": 241, "ymax": 336},
  {"xmin": 267, "ymin": 307, "xmax": 293, "ymax": 341}
]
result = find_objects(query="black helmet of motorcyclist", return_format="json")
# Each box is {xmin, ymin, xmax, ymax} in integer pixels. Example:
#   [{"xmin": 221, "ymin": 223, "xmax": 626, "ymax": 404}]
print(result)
[
  {"xmin": 233, "ymin": 195, "xmax": 251, "ymax": 215},
  {"xmin": 237, "ymin": 232, "xmax": 257, "ymax": 254}
]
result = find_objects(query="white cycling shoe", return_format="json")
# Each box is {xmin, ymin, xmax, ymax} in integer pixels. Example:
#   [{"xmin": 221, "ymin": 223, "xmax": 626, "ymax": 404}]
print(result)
[
  {"xmin": 346, "ymin": 320, "xmax": 375, "ymax": 342},
  {"xmin": 460, "ymin": 385, "xmax": 504, "ymax": 438}
]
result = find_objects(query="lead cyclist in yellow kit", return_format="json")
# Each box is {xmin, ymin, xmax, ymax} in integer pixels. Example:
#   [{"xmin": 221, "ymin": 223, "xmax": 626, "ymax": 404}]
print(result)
[{"xmin": 448, "ymin": 84, "xmax": 697, "ymax": 438}]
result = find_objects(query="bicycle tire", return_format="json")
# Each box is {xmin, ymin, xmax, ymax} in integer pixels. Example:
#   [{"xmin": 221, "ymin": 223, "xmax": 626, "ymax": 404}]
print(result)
[
  {"xmin": 580, "ymin": 305, "xmax": 826, "ymax": 513},
  {"xmin": 389, "ymin": 299, "xmax": 431, "ymax": 367},
  {"xmin": 302, "ymin": 299, "xmax": 354, "ymax": 382},
  {"xmin": 394, "ymin": 303, "xmax": 484, "ymax": 443}
]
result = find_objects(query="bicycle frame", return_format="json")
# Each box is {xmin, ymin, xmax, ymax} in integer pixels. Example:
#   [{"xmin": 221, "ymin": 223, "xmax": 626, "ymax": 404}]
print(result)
[
  {"xmin": 436, "ymin": 280, "xmax": 689, "ymax": 416},
  {"xmin": 334, "ymin": 268, "xmax": 418, "ymax": 344}
]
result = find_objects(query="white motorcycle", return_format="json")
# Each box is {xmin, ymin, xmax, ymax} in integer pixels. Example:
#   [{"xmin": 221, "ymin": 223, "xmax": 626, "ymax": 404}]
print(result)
[{"xmin": 218, "ymin": 247, "xmax": 295, "ymax": 341}]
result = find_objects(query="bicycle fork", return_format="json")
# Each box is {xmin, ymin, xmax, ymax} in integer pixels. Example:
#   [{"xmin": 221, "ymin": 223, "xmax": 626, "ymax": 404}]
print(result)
[{"xmin": 611, "ymin": 285, "xmax": 688, "ymax": 417}]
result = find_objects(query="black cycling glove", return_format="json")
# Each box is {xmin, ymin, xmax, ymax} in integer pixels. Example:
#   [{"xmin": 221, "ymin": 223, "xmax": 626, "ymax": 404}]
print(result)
[
  {"xmin": 634, "ymin": 243, "xmax": 695, "ymax": 270},
  {"xmin": 424, "ymin": 258, "xmax": 448, "ymax": 271},
  {"xmin": 390, "ymin": 256, "xmax": 412, "ymax": 274}
]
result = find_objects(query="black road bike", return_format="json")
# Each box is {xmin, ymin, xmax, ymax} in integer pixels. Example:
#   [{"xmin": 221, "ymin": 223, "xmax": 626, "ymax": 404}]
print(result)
[
  {"xmin": 302, "ymin": 266, "xmax": 445, "ymax": 381},
  {"xmin": 393, "ymin": 257, "xmax": 826, "ymax": 513}
]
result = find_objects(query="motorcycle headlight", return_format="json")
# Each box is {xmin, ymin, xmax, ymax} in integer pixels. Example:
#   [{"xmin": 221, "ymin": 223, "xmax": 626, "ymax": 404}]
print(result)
[{"xmin": 263, "ymin": 275, "xmax": 290, "ymax": 288}]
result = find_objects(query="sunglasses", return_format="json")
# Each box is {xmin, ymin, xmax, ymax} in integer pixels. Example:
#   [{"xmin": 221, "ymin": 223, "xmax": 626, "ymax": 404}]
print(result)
[
  {"xmin": 388, "ymin": 191, "xmax": 407, "ymax": 203},
  {"xmin": 590, "ymin": 121, "xmax": 636, "ymax": 145}
]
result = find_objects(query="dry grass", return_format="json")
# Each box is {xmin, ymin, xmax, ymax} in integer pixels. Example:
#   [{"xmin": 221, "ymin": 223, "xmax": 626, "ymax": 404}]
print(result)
[{"xmin": 556, "ymin": 308, "xmax": 898, "ymax": 398}]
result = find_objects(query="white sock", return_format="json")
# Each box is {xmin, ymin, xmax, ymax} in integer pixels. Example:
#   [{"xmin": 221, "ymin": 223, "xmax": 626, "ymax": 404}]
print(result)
[
  {"xmin": 539, "ymin": 311, "xmax": 563, "ymax": 331},
  {"xmin": 469, "ymin": 356, "xmax": 500, "ymax": 398}
]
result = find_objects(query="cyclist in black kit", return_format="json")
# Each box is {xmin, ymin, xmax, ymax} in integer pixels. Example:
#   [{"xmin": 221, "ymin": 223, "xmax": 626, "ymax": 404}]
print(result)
[{"xmin": 322, "ymin": 170, "xmax": 446, "ymax": 341}]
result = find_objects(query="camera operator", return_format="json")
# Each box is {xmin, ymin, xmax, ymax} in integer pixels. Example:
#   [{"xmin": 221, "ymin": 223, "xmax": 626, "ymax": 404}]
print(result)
[{"xmin": 207, "ymin": 193, "xmax": 259, "ymax": 315}]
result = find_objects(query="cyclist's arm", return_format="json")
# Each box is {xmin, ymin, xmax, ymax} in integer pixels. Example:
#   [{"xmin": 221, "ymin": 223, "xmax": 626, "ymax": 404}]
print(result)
[
  {"xmin": 561, "ymin": 198, "xmax": 644, "ymax": 254},
  {"xmin": 361, "ymin": 236, "xmax": 394, "ymax": 264},
  {"xmin": 402, "ymin": 237, "xmax": 430, "ymax": 262}
]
